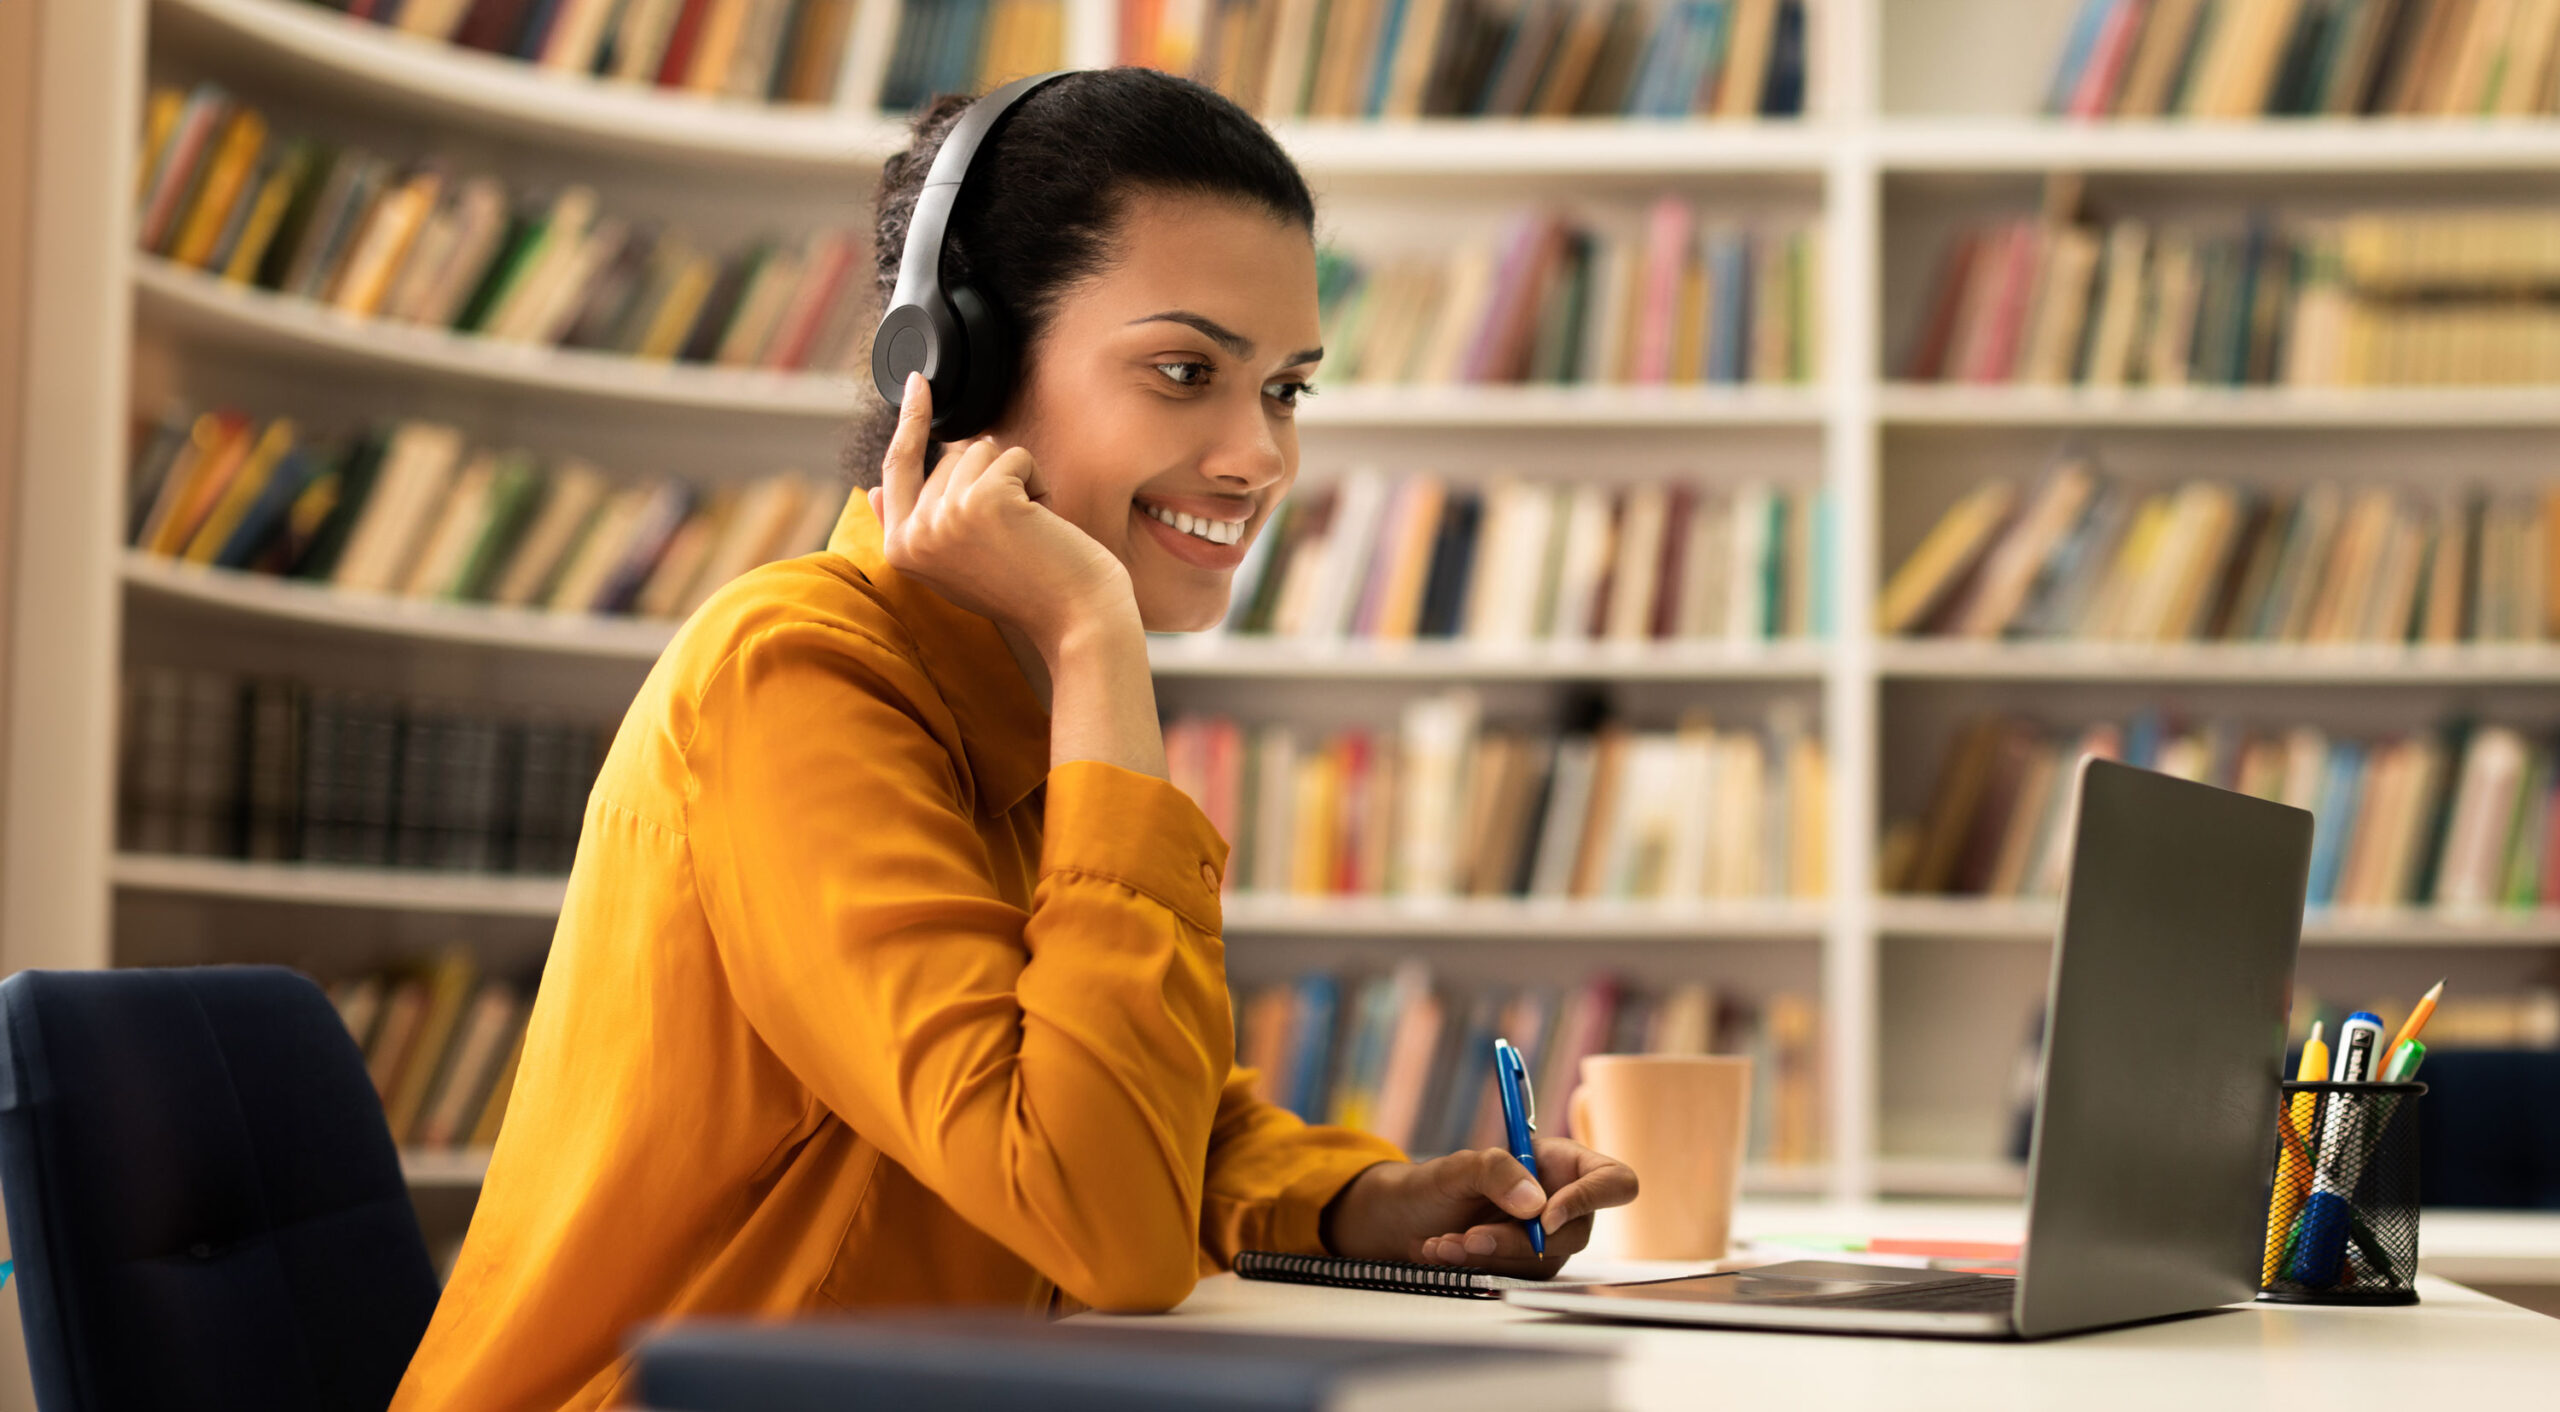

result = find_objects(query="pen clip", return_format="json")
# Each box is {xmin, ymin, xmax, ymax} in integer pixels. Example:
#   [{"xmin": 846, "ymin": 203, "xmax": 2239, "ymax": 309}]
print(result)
[{"xmin": 1499, "ymin": 1040, "xmax": 1536, "ymax": 1130}]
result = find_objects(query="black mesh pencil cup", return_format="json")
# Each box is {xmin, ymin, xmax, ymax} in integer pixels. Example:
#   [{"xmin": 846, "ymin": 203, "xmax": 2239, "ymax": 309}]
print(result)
[{"xmin": 2258, "ymin": 1080, "xmax": 2426, "ymax": 1306}]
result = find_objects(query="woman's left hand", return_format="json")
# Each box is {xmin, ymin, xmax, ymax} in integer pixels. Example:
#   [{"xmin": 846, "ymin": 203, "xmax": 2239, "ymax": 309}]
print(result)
[{"xmin": 1317, "ymin": 1139, "xmax": 1638, "ymax": 1279}]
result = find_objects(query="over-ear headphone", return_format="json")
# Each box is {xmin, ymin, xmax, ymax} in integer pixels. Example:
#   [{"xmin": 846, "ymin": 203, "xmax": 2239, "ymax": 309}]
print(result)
[{"xmin": 870, "ymin": 70, "xmax": 1074, "ymax": 442}]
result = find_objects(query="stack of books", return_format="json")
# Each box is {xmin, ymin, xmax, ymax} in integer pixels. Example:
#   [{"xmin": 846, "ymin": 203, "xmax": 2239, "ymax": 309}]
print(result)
[
  {"xmin": 2041, "ymin": 0, "xmax": 2560, "ymax": 119},
  {"xmin": 1902, "ymin": 206, "xmax": 2560, "ymax": 388},
  {"xmin": 1167, "ymin": 693, "xmax": 1826, "ymax": 900},
  {"xmin": 1885, "ymin": 709, "xmax": 2560, "ymax": 912},
  {"xmin": 293, "ymin": 0, "xmax": 864, "ymax": 106},
  {"xmin": 127, "ymin": 408, "xmax": 842, "ymax": 622},
  {"xmin": 1881, "ymin": 457, "xmax": 2559, "ymax": 645},
  {"xmin": 137, "ymin": 83, "xmax": 877, "ymax": 371},
  {"xmin": 1222, "ymin": 470, "xmax": 1827, "ymax": 644},
  {"xmin": 877, "ymin": 0, "xmax": 1069, "ymax": 109},
  {"xmin": 120, "ymin": 667, "xmax": 608, "ymax": 874},
  {"xmin": 1122, "ymin": 0, "xmax": 1810, "ymax": 120},
  {"xmin": 1320, "ymin": 200, "xmax": 1820, "ymax": 386},
  {"xmin": 329, "ymin": 948, "xmax": 528, "ymax": 1154},
  {"xmin": 1233, "ymin": 963, "xmax": 1823, "ymax": 1167}
]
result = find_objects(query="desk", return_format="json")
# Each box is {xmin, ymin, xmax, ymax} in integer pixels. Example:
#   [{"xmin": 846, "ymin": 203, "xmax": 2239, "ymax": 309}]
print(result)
[{"xmin": 1111, "ymin": 1272, "xmax": 2559, "ymax": 1411}]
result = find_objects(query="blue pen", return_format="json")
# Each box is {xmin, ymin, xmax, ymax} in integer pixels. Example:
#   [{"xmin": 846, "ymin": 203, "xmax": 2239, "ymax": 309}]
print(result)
[{"xmin": 1494, "ymin": 1037, "xmax": 1544, "ymax": 1257}]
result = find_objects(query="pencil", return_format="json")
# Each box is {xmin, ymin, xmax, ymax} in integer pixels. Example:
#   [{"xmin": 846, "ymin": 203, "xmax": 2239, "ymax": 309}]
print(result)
[{"xmin": 2385, "ymin": 980, "xmax": 2443, "ymax": 1071}]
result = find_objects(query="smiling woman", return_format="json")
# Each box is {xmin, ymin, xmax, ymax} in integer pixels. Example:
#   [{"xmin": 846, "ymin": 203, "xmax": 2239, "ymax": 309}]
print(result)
[{"xmin": 388, "ymin": 69, "xmax": 1633, "ymax": 1412}]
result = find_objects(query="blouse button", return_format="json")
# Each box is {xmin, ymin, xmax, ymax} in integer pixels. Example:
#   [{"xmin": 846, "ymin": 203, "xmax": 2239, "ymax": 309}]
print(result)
[{"xmin": 1199, "ymin": 862, "xmax": 1219, "ymax": 890}]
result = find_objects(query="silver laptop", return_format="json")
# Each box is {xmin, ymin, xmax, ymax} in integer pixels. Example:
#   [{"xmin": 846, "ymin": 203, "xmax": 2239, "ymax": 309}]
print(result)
[{"xmin": 1508, "ymin": 757, "xmax": 2314, "ymax": 1340}]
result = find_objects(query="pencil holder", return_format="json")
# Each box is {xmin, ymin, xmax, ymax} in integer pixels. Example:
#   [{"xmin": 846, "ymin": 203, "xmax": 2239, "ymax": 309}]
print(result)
[{"xmin": 2257, "ymin": 1080, "xmax": 2426, "ymax": 1306}]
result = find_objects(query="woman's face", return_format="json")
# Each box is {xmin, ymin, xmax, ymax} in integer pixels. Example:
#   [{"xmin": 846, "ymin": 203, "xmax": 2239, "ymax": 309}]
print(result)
[{"xmin": 992, "ymin": 190, "xmax": 1323, "ymax": 633}]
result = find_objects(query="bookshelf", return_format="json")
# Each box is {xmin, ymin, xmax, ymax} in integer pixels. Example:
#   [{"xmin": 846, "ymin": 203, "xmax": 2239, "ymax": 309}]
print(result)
[{"xmin": 13, "ymin": 0, "xmax": 2560, "ymax": 1247}]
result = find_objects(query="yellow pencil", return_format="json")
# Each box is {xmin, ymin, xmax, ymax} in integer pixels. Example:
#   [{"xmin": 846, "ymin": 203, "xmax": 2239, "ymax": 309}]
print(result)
[
  {"xmin": 2385, "ymin": 980, "xmax": 2443, "ymax": 1072},
  {"xmin": 2262, "ymin": 1021, "xmax": 2328, "ymax": 1288}
]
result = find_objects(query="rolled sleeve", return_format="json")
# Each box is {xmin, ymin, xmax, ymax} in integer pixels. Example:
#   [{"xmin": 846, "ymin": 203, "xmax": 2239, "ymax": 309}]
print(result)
[
  {"xmin": 1040, "ymin": 760, "xmax": 1230, "ymax": 936},
  {"xmin": 1198, "ymin": 1069, "xmax": 1406, "ymax": 1264}
]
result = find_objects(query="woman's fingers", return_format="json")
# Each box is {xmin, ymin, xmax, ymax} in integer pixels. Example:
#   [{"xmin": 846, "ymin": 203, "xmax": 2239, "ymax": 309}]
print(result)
[
  {"xmin": 1432, "ymin": 1147, "xmax": 1546, "ymax": 1222},
  {"xmin": 1533, "ymin": 1145, "xmax": 1639, "ymax": 1234},
  {"xmin": 879, "ymin": 372, "xmax": 933, "ymax": 530}
]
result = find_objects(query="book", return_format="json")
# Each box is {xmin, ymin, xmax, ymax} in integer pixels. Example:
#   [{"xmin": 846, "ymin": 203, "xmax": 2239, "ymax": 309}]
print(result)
[
  {"xmin": 126, "ymin": 405, "xmax": 835, "ymax": 623},
  {"xmin": 1141, "ymin": 0, "xmax": 1807, "ymax": 120},
  {"xmin": 120, "ymin": 668, "xmax": 613, "ymax": 878},
  {"xmin": 1893, "ymin": 708, "xmax": 2560, "ymax": 911},
  {"xmin": 1909, "ymin": 204, "xmax": 2560, "ymax": 387},
  {"xmin": 132, "ymin": 86, "xmax": 874, "ymax": 372},
  {"xmin": 1222, "ymin": 470, "xmax": 1825, "ymax": 648},
  {"xmin": 1169, "ymin": 693, "xmax": 1826, "ymax": 901},
  {"xmin": 1884, "ymin": 452, "xmax": 2560, "ymax": 646},
  {"xmin": 2043, "ymin": 0, "xmax": 2560, "ymax": 116}
]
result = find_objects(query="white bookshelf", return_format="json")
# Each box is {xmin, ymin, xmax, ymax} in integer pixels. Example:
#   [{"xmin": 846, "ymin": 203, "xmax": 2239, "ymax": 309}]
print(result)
[
  {"xmin": 110, "ymin": 853, "xmax": 571, "ymax": 917},
  {"xmin": 134, "ymin": 255, "xmax": 860, "ymax": 421},
  {"xmin": 12, "ymin": 0, "xmax": 2558, "ymax": 1220}
]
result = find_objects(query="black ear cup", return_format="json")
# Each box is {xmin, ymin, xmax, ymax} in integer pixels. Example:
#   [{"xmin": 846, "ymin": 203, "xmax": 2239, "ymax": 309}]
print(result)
[
  {"xmin": 930, "ymin": 284, "xmax": 1014, "ymax": 441},
  {"xmin": 869, "ymin": 72, "xmax": 1069, "ymax": 443},
  {"xmin": 870, "ymin": 299, "xmax": 961, "ymax": 411}
]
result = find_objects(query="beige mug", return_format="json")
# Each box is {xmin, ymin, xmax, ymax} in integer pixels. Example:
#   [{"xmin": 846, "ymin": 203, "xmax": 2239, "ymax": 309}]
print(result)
[{"xmin": 1569, "ymin": 1054, "xmax": 1752, "ymax": 1260}]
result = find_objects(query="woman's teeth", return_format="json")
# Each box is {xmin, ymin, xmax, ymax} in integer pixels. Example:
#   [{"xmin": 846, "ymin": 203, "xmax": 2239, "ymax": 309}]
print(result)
[{"xmin": 1141, "ymin": 502, "xmax": 1245, "ymax": 546}]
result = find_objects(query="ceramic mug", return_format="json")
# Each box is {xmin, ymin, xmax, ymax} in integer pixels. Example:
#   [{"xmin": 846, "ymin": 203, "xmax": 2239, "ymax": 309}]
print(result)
[{"xmin": 1569, "ymin": 1054, "xmax": 1753, "ymax": 1260}]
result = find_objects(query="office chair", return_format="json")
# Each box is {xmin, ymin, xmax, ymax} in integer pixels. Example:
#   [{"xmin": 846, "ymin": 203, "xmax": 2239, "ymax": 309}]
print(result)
[{"xmin": 0, "ymin": 965, "xmax": 439, "ymax": 1410}]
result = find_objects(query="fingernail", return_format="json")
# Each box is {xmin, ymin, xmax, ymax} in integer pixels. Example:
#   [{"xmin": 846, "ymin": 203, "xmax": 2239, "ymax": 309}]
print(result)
[
  {"xmin": 1503, "ymin": 1178, "xmax": 1544, "ymax": 1215},
  {"xmin": 1464, "ymin": 1232, "xmax": 1498, "ymax": 1256},
  {"xmin": 903, "ymin": 371, "xmax": 923, "ymax": 404}
]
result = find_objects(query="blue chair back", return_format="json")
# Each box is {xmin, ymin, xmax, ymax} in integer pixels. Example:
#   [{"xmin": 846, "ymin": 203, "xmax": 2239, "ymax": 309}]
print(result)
[{"xmin": 0, "ymin": 966, "xmax": 439, "ymax": 1411}]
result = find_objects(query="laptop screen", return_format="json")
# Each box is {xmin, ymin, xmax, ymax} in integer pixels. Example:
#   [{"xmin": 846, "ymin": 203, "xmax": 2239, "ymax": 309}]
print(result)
[{"xmin": 2013, "ymin": 758, "xmax": 2313, "ymax": 1338}]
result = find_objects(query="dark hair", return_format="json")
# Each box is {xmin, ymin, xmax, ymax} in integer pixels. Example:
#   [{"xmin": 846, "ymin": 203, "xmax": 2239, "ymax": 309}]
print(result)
[{"xmin": 843, "ymin": 68, "xmax": 1318, "ymax": 487}]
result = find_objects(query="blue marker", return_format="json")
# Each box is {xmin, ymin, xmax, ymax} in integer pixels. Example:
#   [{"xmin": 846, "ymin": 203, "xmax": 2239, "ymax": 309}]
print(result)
[
  {"xmin": 2286, "ymin": 1010, "xmax": 2385, "ymax": 1286},
  {"xmin": 1494, "ymin": 1037, "xmax": 1544, "ymax": 1257}
]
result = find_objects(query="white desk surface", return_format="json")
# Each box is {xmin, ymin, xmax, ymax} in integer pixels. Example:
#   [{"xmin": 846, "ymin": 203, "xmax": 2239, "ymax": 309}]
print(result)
[
  {"xmin": 1121, "ymin": 1274, "xmax": 2557, "ymax": 1411},
  {"xmin": 1092, "ymin": 1202, "xmax": 2560, "ymax": 1410}
]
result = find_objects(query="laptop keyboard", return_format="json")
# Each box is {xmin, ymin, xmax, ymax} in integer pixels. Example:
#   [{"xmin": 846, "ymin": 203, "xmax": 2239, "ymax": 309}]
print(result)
[{"xmin": 1777, "ymin": 1275, "xmax": 2017, "ymax": 1314}]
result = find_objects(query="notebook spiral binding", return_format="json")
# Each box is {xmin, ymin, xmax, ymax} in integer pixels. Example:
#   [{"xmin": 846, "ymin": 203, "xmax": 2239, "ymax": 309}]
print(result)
[{"xmin": 1233, "ymin": 1250, "xmax": 1502, "ymax": 1299}]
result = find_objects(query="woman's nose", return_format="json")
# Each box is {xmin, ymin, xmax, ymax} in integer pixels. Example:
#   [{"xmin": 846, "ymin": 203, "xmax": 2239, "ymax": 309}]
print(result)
[{"xmin": 1201, "ymin": 391, "xmax": 1289, "ymax": 489}]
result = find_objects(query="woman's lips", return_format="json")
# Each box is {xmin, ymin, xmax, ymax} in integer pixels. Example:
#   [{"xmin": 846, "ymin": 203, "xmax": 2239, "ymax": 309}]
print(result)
[{"xmin": 1132, "ymin": 502, "xmax": 1253, "ymax": 570}]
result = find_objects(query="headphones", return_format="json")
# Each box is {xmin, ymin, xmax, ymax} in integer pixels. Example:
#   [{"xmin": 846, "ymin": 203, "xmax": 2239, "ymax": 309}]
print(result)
[{"xmin": 870, "ymin": 70, "xmax": 1074, "ymax": 442}]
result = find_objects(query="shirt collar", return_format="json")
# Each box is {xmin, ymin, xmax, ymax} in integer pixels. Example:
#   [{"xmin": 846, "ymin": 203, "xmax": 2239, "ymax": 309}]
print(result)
[{"xmin": 826, "ymin": 488, "xmax": 1052, "ymax": 818}]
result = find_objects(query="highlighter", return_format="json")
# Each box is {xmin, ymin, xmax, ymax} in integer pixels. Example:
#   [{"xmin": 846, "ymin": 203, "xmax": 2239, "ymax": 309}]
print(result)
[{"xmin": 2260, "ymin": 1020, "xmax": 2328, "ymax": 1288}]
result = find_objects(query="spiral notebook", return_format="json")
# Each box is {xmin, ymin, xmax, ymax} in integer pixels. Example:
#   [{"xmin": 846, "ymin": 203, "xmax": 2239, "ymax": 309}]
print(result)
[{"xmin": 1233, "ymin": 1251, "xmax": 1563, "ymax": 1300}]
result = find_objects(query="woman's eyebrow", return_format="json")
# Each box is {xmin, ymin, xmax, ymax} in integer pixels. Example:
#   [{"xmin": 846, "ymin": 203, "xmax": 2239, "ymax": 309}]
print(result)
[{"xmin": 1127, "ymin": 310, "xmax": 1324, "ymax": 367}]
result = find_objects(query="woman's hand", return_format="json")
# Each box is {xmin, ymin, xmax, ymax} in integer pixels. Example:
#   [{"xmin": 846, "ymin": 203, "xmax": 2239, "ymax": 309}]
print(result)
[
  {"xmin": 870, "ymin": 372, "xmax": 1136, "ymax": 657},
  {"xmin": 1317, "ymin": 1139, "xmax": 1638, "ymax": 1280}
]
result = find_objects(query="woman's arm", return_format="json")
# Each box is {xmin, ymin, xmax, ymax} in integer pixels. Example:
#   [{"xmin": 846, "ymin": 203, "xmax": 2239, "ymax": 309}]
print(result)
[
  {"xmin": 870, "ymin": 371, "xmax": 1167, "ymax": 781},
  {"xmin": 686, "ymin": 634, "xmax": 1229, "ymax": 1313}
]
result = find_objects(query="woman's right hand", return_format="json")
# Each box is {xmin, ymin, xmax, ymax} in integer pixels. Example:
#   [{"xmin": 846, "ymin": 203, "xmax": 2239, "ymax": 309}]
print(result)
[{"xmin": 870, "ymin": 372, "xmax": 1137, "ymax": 656}]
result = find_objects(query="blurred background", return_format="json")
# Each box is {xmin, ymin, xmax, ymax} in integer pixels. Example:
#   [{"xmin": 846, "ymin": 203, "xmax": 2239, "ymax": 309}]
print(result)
[{"xmin": 4, "ymin": 0, "xmax": 2560, "ymax": 1401}]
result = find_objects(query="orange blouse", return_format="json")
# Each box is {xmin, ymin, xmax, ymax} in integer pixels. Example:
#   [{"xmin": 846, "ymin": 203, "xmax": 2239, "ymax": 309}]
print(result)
[{"xmin": 390, "ymin": 491, "xmax": 1402, "ymax": 1411}]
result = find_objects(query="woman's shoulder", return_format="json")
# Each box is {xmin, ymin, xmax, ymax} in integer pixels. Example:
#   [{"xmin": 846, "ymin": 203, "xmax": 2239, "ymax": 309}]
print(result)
[{"xmin": 669, "ymin": 549, "xmax": 926, "ymax": 676}]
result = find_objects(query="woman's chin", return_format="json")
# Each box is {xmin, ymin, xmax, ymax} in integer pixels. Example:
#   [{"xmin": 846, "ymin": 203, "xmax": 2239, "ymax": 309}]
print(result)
[{"xmin": 1134, "ymin": 586, "xmax": 1231, "ymax": 635}]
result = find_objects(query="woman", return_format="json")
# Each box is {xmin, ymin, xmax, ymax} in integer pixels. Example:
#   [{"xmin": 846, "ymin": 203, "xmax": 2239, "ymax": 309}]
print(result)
[{"xmin": 393, "ymin": 69, "xmax": 1635, "ymax": 1411}]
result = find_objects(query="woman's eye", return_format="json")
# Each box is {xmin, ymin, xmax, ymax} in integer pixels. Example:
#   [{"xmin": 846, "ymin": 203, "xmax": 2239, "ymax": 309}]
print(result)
[
  {"xmin": 1264, "ymin": 379, "xmax": 1316, "ymax": 409},
  {"xmin": 1155, "ymin": 361, "xmax": 1212, "ymax": 388}
]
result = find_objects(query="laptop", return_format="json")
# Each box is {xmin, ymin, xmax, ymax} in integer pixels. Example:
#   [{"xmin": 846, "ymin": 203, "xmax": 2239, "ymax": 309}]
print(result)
[{"xmin": 1508, "ymin": 757, "xmax": 2314, "ymax": 1340}]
